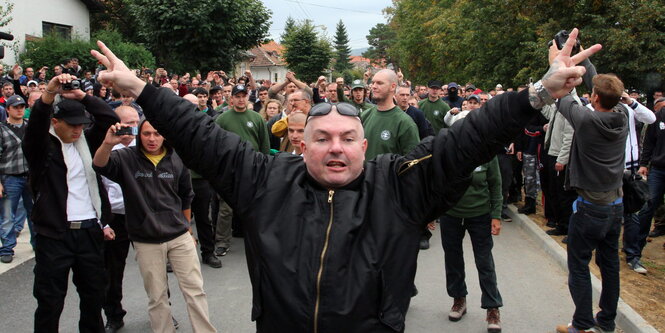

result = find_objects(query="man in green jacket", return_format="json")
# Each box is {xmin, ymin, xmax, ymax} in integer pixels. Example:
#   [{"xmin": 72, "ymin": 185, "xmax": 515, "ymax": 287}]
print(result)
[{"xmin": 418, "ymin": 80, "xmax": 451, "ymax": 132}]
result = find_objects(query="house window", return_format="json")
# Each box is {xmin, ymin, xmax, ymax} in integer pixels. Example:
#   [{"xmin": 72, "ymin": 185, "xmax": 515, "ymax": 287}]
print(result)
[
  {"xmin": 42, "ymin": 22, "xmax": 72, "ymax": 40},
  {"xmin": 275, "ymin": 73, "xmax": 278, "ymax": 82}
]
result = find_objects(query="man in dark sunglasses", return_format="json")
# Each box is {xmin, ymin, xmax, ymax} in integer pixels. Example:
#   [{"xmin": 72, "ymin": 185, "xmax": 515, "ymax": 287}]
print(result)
[{"xmin": 91, "ymin": 28, "xmax": 601, "ymax": 332}]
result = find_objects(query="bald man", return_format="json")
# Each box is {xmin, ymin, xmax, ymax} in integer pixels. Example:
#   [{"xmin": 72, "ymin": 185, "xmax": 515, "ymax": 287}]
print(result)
[
  {"xmin": 100, "ymin": 105, "xmax": 140, "ymax": 331},
  {"xmin": 361, "ymin": 69, "xmax": 419, "ymax": 159}
]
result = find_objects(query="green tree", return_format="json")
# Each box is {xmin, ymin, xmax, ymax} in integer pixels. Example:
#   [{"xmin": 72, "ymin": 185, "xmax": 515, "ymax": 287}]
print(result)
[
  {"xmin": 128, "ymin": 0, "xmax": 271, "ymax": 73},
  {"xmin": 362, "ymin": 23, "xmax": 397, "ymax": 67},
  {"xmin": 281, "ymin": 16, "xmax": 297, "ymax": 43},
  {"xmin": 384, "ymin": 0, "xmax": 664, "ymax": 92},
  {"xmin": 282, "ymin": 19, "xmax": 333, "ymax": 84},
  {"xmin": 19, "ymin": 31, "xmax": 154, "ymax": 76},
  {"xmin": 90, "ymin": 0, "xmax": 141, "ymax": 41},
  {"xmin": 333, "ymin": 20, "xmax": 352, "ymax": 72}
]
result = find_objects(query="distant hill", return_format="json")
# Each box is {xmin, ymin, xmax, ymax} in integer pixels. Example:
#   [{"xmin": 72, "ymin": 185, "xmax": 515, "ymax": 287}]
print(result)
[{"xmin": 350, "ymin": 47, "xmax": 368, "ymax": 56}]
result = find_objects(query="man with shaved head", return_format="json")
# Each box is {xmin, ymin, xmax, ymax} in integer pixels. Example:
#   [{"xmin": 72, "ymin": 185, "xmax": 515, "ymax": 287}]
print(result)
[
  {"xmin": 90, "ymin": 28, "xmax": 601, "ymax": 332},
  {"xmin": 100, "ymin": 105, "xmax": 139, "ymax": 331},
  {"xmin": 361, "ymin": 69, "xmax": 419, "ymax": 160}
]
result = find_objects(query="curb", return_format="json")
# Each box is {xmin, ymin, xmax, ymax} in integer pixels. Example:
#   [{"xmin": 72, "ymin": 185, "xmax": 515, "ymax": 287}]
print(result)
[{"xmin": 507, "ymin": 205, "xmax": 658, "ymax": 333}]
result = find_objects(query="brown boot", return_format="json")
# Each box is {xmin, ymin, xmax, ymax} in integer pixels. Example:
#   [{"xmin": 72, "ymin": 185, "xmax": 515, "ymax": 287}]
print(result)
[
  {"xmin": 448, "ymin": 297, "xmax": 467, "ymax": 322},
  {"xmin": 487, "ymin": 308, "xmax": 501, "ymax": 332}
]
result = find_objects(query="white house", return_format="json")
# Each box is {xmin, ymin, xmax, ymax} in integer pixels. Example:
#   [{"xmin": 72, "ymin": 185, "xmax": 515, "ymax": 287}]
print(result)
[
  {"xmin": 235, "ymin": 41, "xmax": 289, "ymax": 83},
  {"xmin": 0, "ymin": 0, "xmax": 103, "ymax": 65}
]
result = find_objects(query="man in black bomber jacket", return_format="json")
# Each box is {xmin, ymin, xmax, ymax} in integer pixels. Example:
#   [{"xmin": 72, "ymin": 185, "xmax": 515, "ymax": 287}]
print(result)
[
  {"xmin": 23, "ymin": 74, "xmax": 117, "ymax": 332},
  {"xmin": 90, "ymin": 29, "xmax": 601, "ymax": 333}
]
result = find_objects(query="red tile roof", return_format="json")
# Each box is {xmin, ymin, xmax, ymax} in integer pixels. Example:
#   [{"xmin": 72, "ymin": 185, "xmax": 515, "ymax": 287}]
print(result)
[{"xmin": 249, "ymin": 41, "xmax": 286, "ymax": 67}]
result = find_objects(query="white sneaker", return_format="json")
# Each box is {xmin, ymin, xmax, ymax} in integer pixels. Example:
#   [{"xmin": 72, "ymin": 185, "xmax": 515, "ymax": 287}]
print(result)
[{"xmin": 627, "ymin": 260, "xmax": 647, "ymax": 274}]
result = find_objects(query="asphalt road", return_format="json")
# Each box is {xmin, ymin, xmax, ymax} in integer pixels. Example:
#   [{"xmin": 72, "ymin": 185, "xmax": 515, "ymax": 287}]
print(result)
[{"xmin": 0, "ymin": 220, "xmax": 578, "ymax": 332}]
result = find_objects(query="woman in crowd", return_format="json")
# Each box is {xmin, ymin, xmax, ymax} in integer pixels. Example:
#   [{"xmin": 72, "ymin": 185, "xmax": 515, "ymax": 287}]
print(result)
[{"xmin": 259, "ymin": 99, "xmax": 283, "ymax": 122}]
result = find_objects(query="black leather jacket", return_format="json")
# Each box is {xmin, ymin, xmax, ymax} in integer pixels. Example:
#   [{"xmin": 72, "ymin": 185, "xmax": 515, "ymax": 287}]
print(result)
[{"xmin": 136, "ymin": 84, "xmax": 536, "ymax": 332}]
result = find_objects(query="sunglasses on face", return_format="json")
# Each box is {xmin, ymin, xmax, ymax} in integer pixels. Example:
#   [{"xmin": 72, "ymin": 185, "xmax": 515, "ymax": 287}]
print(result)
[{"xmin": 306, "ymin": 102, "xmax": 361, "ymax": 125}]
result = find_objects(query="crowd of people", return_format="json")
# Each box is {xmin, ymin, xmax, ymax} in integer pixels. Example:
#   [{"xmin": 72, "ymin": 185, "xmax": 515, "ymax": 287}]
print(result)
[{"xmin": 0, "ymin": 28, "xmax": 662, "ymax": 333}]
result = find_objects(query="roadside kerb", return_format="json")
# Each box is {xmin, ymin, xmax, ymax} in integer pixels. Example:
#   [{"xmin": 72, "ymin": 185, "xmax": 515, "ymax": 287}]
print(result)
[{"xmin": 507, "ymin": 205, "xmax": 658, "ymax": 333}]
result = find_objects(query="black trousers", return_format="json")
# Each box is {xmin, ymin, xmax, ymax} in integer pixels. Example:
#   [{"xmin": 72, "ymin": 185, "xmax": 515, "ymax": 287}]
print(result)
[
  {"xmin": 440, "ymin": 214, "xmax": 502, "ymax": 309},
  {"xmin": 103, "ymin": 214, "xmax": 130, "ymax": 323},
  {"xmin": 191, "ymin": 179, "xmax": 215, "ymax": 255},
  {"xmin": 497, "ymin": 153, "xmax": 513, "ymax": 208},
  {"xmin": 543, "ymin": 154, "xmax": 576, "ymax": 232},
  {"xmin": 33, "ymin": 228, "xmax": 107, "ymax": 333}
]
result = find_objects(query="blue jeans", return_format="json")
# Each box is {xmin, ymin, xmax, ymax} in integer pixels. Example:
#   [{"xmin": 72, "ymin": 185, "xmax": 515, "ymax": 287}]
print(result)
[
  {"xmin": 630, "ymin": 166, "xmax": 665, "ymax": 261},
  {"xmin": 0, "ymin": 176, "xmax": 34, "ymax": 255},
  {"xmin": 567, "ymin": 198, "xmax": 622, "ymax": 331}
]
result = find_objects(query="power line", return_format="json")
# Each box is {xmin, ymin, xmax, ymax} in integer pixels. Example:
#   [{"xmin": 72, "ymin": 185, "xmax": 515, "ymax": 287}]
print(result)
[{"xmin": 283, "ymin": 0, "xmax": 383, "ymax": 15}]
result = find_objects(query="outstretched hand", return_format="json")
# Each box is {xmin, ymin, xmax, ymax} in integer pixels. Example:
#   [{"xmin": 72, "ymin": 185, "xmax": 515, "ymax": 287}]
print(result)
[
  {"xmin": 91, "ymin": 41, "xmax": 146, "ymax": 98},
  {"xmin": 541, "ymin": 28, "xmax": 602, "ymax": 99}
]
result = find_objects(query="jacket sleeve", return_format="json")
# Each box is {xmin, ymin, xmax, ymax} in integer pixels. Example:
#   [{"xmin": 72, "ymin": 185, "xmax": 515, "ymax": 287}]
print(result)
[
  {"xmin": 632, "ymin": 100, "xmax": 656, "ymax": 125},
  {"xmin": 178, "ymin": 166, "xmax": 194, "ymax": 210},
  {"xmin": 22, "ymin": 99, "xmax": 54, "ymax": 173},
  {"xmin": 337, "ymin": 84, "xmax": 352, "ymax": 103},
  {"xmin": 486, "ymin": 157, "xmax": 503, "ymax": 219},
  {"xmin": 258, "ymin": 121, "xmax": 270, "ymax": 154},
  {"xmin": 556, "ymin": 117, "xmax": 574, "ymax": 165},
  {"xmin": 135, "ymin": 84, "xmax": 271, "ymax": 210},
  {"xmin": 271, "ymin": 116, "xmax": 288, "ymax": 137},
  {"xmin": 640, "ymin": 114, "xmax": 659, "ymax": 167},
  {"xmin": 394, "ymin": 89, "xmax": 538, "ymax": 224},
  {"xmin": 82, "ymin": 95, "xmax": 120, "ymax": 152},
  {"xmin": 398, "ymin": 119, "xmax": 420, "ymax": 155},
  {"xmin": 557, "ymin": 94, "xmax": 589, "ymax": 130},
  {"xmin": 92, "ymin": 149, "xmax": 125, "ymax": 184}
]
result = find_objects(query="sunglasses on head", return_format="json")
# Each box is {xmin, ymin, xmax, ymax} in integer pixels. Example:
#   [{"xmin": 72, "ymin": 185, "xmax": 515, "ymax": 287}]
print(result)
[{"xmin": 306, "ymin": 102, "xmax": 360, "ymax": 125}]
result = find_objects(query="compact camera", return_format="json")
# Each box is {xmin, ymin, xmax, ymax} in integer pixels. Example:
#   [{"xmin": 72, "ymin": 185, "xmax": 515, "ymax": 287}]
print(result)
[
  {"xmin": 115, "ymin": 126, "xmax": 138, "ymax": 136},
  {"xmin": 62, "ymin": 79, "xmax": 82, "ymax": 90},
  {"xmin": 547, "ymin": 30, "xmax": 581, "ymax": 54}
]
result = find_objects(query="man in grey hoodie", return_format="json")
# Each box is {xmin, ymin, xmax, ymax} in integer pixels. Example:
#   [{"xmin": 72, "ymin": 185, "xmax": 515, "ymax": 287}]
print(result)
[{"xmin": 554, "ymin": 73, "xmax": 628, "ymax": 333}]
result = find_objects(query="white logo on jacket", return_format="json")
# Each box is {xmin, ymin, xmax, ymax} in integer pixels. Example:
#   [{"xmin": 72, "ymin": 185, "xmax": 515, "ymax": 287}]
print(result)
[
  {"xmin": 380, "ymin": 130, "xmax": 391, "ymax": 140},
  {"xmin": 247, "ymin": 121, "xmax": 254, "ymax": 128}
]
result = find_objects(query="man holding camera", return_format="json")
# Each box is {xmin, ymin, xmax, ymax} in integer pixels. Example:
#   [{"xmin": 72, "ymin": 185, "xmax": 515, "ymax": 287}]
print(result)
[
  {"xmin": 93, "ymin": 118, "xmax": 216, "ymax": 332},
  {"xmin": 24, "ymin": 74, "xmax": 118, "ymax": 332}
]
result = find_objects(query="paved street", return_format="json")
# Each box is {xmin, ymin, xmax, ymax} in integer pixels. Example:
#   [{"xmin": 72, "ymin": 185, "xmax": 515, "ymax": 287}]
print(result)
[{"xmin": 0, "ymin": 219, "xmax": 579, "ymax": 332}]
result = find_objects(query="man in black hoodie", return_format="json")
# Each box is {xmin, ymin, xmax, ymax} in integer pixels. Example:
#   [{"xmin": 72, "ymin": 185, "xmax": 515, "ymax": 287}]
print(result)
[
  {"xmin": 554, "ymin": 73, "xmax": 628, "ymax": 333},
  {"xmin": 93, "ymin": 119, "xmax": 216, "ymax": 333}
]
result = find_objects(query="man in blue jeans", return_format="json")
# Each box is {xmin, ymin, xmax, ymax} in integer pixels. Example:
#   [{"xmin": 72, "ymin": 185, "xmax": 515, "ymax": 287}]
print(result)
[
  {"xmin": 0, "ymin": 95, "xmax": 34, "ymax": 263},
  {"xmin": 555, "ymin": 73, "xmax": 628, "ymax": 333},
  {"xmin": 632, "ymin": 97, "xmax": 665, "ymax": 273}
]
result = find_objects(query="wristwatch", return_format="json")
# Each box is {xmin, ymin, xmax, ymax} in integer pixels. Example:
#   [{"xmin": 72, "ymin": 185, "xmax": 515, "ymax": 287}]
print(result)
[{"xmin": 529, "ymin": 80, "xmax": 555, "ymax": 109}]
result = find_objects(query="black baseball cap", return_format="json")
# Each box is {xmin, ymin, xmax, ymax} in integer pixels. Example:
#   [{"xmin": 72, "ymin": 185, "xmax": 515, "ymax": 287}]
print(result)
[
  {"xmin": 232, "ymin": 84, "xmax": 248, "ymax": 96},
  {"xmin": 465, "ymin": 84, "xmax": 476, "ymax": 92},
  {"xmin": 427, "ymin": 80, "xmax": 443, "ymax": 89},
  {"xmin": 53, "ymin": 99, "xmax": 92, "ymax": 125},
  {"xmin": 467, "ymin": 94, "xmax": 480, "ymax": 102},
  {"xmin": 5, "ymin": 95, "xmax": 27, "ymax": 108}
]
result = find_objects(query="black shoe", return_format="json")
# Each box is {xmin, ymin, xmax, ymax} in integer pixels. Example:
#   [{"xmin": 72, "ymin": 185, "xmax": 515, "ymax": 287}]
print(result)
[
  {"xmin": 215, "ymin": 246, "xmax": 228, "ymax": 256},
  {"xmin": 561, "ymin": 236, "xmax": 568, "ymax": 244},
  {"xmin": 546, "ymin": 220, "xmax": 556, "ymax": 228},
  {"xmin": 419, "ymin": 239, "xmax": 430, "ymax": 250},
  {"xmin": 518, "ymin": 198, "xmax": 536, "ymax": 214},
  {"xmin": 203, "ymin": 254, "xmax": 222, "ymax": 268},
  {"xmin": 649, "ymin": 228, "xmax": 665, "ymax": 238},
  {"xmin": 546, "ymin": 228, "xmax": 567, "ymax": 236},
  {"xmin": 0, "ymin": 254, "xmax": 13, "ymax": 263},
  {"xmin": 172, "ymin": 316, "xmax": 179, "ymax": 329},
  {"xmin": 105, "ymin": 319, "xmax": 124, "ymax": 333},
  {"xmin": 166, "ymin": 261, "xmax": 173, "ymax": 273},
  {"xmin": 501, "ymin": 213, "xmax": 512, "ymax": 222}
]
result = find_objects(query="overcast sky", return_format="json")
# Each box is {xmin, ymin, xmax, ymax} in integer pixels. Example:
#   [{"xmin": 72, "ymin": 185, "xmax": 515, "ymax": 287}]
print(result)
[{"xmin": 261, "ymin": 0, "xmax": 392, "ymax": 50}]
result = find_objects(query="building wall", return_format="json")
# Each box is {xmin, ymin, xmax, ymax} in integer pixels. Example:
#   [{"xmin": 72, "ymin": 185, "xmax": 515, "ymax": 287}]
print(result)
[
  {"xmin": 235, "ymin": 60, "xmax": 288, "ymax": 83},
  {"xmin": 1, "ymin": 0, "xmax": 90, "ymax": 65}
]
